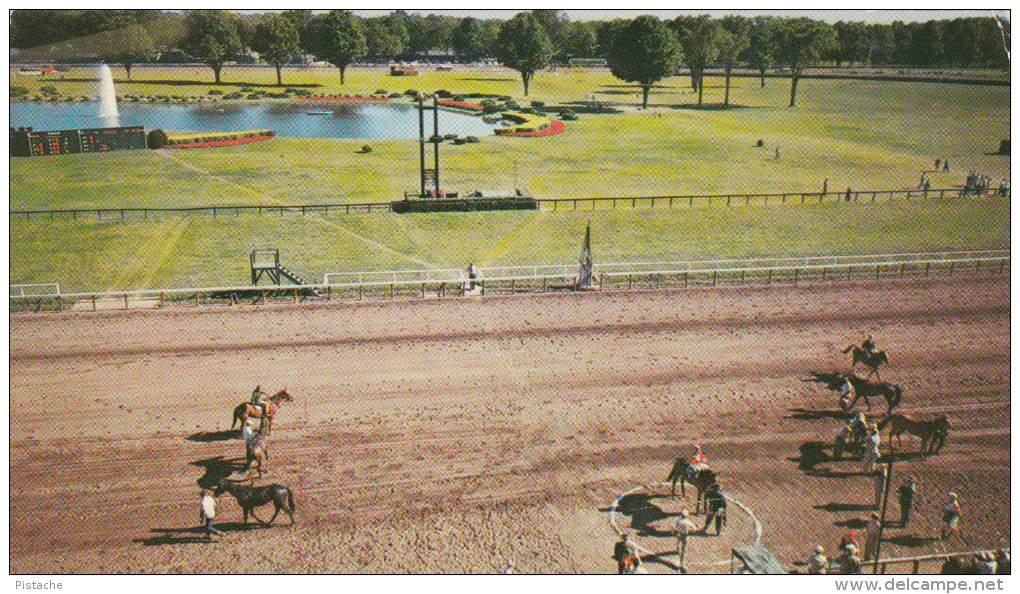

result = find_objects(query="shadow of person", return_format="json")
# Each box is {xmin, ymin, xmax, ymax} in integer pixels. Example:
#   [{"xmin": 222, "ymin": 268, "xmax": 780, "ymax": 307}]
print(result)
[
  {"xmin": 787, "ymin": 407, "xmax": 851, "ymax": 421},
  {"xmin": 834, "ymin": 518, "xmax": 868, "ymax": 529},
  {"xmin": 187, "ymin": 429, "xmax": 241, "ymax": 443},
  {"xmin": 884, "ymin": 534, "xmax": 938, "ymax": 548},
  {"xmin": 815, "ymin": 502, "xmax": 876, "ymax": 513},
  {"xmin": 133, "ymin": 522, "xmax": 268, "ymax": 546},
  {"xmin": 789, "ymin": 441, "xmax": 832, "ymax": 473},
  {"xmin": 803, "ymin": 371, "xmax": 850, "ymax": 391}
]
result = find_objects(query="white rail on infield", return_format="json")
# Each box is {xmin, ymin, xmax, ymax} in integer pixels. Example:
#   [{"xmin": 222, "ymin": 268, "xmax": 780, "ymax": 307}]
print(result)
[{"xmin": 9, "ymin": 250, "xmax": 1010, "ymax": 304}]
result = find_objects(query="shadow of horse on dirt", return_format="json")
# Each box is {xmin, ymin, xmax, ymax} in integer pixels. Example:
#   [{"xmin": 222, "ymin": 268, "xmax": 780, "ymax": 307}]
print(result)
[
  {"xmin": 814, "ymin": 502, "xmax": 877, "ymax": 513},
  {"xmin": 789, "ymin": 441, "xmax": 832, "ymax": 473},
  {"xmin": 190, "ymin": 455, "xmax": 247, "ymax": 489},
  {"xmin": 187, "ymin": 429, "xmax": 240, "ymax": 443},
  {"xmin": 611, "ymin": 493, "xmax": 676, "ymax": 538},
  {"xmin": 804, "ymin": 371, "xmax": 849, "ymax": 390},
  {"xmin": 787, "ymin": 407, "xmax": 852, "ymax": 421},
  {"xmin": 885, "ymin": 534, "xmax": 938, "ymax": 548},
  {"xmin": 133, "ymin": 522, "xmax": 269, "ymax": 546}
]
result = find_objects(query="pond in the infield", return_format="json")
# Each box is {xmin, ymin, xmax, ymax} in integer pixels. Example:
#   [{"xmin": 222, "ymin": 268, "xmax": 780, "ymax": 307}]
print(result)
[{"xmin": 9, "ymin": 101, "xmax": 501, "ymax": 139}]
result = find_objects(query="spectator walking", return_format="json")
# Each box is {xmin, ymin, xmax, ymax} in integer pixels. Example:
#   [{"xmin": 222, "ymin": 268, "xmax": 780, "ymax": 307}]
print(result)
[
  {"xmin": 943, "ymin": 158, "xmax": 950, "ymax": 172},
  {"xmin": 836, "ymin": 544, "xmax": 862, "ymax": 574},
  {"xmin": 939, "ymin": 492, "xmax": 961, "ymax": 541},
  {"xmin": 807, "ymin": 545, "xmax": 828, "ymax": 574},
  {"xmin": 918, "ymin": 172, "xmax": 927, "ymax": 188},
  {"xmin": 822, "ymin": 178, "xmax": 828, "ymax": 196},
  {"xmin": 674, "ymin": 509, "xmax": 698, "ymax": 570},
  {"xmin": 701, "ymin": 483, "xmax": 727, "ymax": 535},
  {"xmin": 774, "ymin": 145, "xmax": 781, "ymax": 161},
  {"xmin": 872, "ymin": 464, "xmax": 887, "ymax": 510},
  {"xmin": 935, "ymin": 158, "xmax": 941, "ymax": 170},
  {"xmin": 845, "ymin": 186, "xmax": 853, "ymax": 202},
  {"xmin": 864, "ymin": 512, "xmax": 881, "ymax": 561},
  {"xmin": 898, "ymin": 476, "xmax": 916, "ymax": 527},
  {"xmin": 200, "ymin": 489, "xmax": 224, "ymax": 541},
  {"xmin": 613, "ymin": 533, "xmax": 637, "ymax": 574},
  {"xmin": 861, "ymin": 424, "xmax": 881, "ymax": 474}
]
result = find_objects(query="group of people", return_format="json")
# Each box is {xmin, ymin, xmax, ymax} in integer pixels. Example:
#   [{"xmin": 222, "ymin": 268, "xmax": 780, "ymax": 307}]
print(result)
[
  {"xmin": 962, "ymin": 171, "xmax": 1009, "ymax": 197},
  {"xmin": 198, "ymin": 386, "xmax": 271, "ymax": 541}
]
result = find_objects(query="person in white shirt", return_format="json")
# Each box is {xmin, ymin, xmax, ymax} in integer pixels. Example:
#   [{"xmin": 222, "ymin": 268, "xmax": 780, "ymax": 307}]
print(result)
[
  {"xmin": 200, "ymin": 490, "xmax": 224, "ymax": 540},
  {"xmin": 807, "ymin": 545, "xmax": 829, "ymax": 574},
  {"xmin": 674, "ymin": 509, "xmax": 698, "ymax": 569}
]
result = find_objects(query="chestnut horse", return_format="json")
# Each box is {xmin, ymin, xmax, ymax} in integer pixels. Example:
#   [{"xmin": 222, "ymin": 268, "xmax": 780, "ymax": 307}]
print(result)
[
  {"xmin": 841, "ymin": 345, "xmax": 889, "ymax": 380},
  {"xmin": 231, "ymin": 387, "xmax": 293, "ymax": 434}
]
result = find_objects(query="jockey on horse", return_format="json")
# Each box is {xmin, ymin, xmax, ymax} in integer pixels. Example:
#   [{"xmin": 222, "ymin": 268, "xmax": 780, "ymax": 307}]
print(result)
[
  {"xmin": 250, "ymin": 385, "xmax": 269, "ymax": 431},
  {"xmin": 687, "ymin": 445, "xmax": 710, "ymax": 480},
  {"xmin": 861, "ymin": 335, "xmax": 876, "ymax": 357}
]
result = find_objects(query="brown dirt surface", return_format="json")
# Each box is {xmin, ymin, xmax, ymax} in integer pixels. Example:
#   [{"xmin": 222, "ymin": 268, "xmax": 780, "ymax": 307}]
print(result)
[{"xmin": 9, "ymin": 275, "xmax": 1010, "ymax": 574}]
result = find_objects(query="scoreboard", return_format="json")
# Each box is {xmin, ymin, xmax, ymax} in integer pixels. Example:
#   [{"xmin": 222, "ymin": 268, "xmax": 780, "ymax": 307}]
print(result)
[{"xmin": 11, "ymin": 126, "xmax": 146, "ymax": 157}]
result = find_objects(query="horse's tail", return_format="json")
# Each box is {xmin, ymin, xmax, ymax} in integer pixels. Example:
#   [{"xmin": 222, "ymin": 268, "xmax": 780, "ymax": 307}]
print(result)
[
  {"xmin": 841, "ymin": 344, "xmax": 855, "ymax": 354},
  {"xmin": 287, "ymin": 487, "xmax": 296, "ymax": 512},
  {"xmin": 666, "ymin": 458, "xmax": 684, "ymax": 482},
  {"xmin": 231, "ymin": 408, "xmax": 239, "ymax": 429},
  {"xmin": 877, "ymin": 415, "xmax": 896, "ymax": 431}
]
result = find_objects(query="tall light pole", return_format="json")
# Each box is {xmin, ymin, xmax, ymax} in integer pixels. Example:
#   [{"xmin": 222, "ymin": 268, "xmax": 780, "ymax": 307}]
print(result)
[
  {"xmin": 433, "ymin": 93, "xmax": 441, "ymax": 197},
  {"xmin": 417, "ymin": 94, "xmax": 426, "ymax": 197}
]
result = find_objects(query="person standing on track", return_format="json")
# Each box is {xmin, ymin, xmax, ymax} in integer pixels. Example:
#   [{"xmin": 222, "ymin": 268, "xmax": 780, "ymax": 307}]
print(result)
[
  {"xmin": 861, "ymin": 424, "xmax": 881, "ymax": 474},
  {"xmin": 864, "ymin": 512, "xmax": 881, "ymax": 561},
  {"xmin": 898, "ymin": 476, "xmax": 916, "ymax": 527},
  {"xmin": 701, "ymin": 483, "xmax": 727, "ymax": 535},
  {"xmin": 200, "ymin": 490, "xmax": 224, "ymax": 541},
  {"xmin": 872, "ymin": 464, "xmax": 888, "ymax": 510},
  {"xmin": 807, "ymin": 545, "xmax": 829, "ymax": 574},
  {"xmin": 674, "ymin": 509, "xmax": 698, "ymax": 570},
  {"xmin": 939, "ymin": 492, "xmax": 961, "ymax": 541},
  {"xmin": 613, "ymin": 533, "xmax": 638, "ymax": 574}
]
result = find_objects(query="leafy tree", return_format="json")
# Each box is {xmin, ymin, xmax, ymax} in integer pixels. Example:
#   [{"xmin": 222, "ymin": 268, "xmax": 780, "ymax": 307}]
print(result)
[
  {"xmin": 496, "ymin": 12, "xmax": 553, "ymax": 96},
  {"xmin": 452, "ymin": 17, "xmax": 488, "ymax": 62},
  {"xmin": 251, "ymin": 13, "xmax": 300, "ymax": 85},
  {"xmin": 426, "ymin": 15, "xmax": 457, "ymax": 55},
  {"xmin": 101, "ymin": 24, "xmax": 156, "ymax": 80},
  {"xmin": 833, "ymin": 21, "xmax": 868, "ymax": 66},
  {"xmin": 563, "ymin": 21, "xmax": 599, "ymax": 59},
  {"xmin": 596, "ymin": 19, "xmax": 629, "ymax": 59},
  {"xmin": 181, "ymin": 10, "xmax": 244, "ymax": 84},
  {"xmin": 866, "ymin": 23, "xmax": 895, "ymax": 65},
  {"xmin": 383, "ymin": 14, "xmax": 410, "ymax": 59},
  {"xmin": 404, "ymin": 14, "xmax": 432, "ymax": 58},
  {"xmin": 717, "ymin": 16, "xmax": 751, "ymax": 107},
  {"xmin": 606, "ymin": 16, "xmax": 681, "ymax": 109},
  {"xmin": 532, "ymin": 9, "xmax": 569, "ymax": 62},
  {"xmin": 672, "ymin": 15, "xmax": 722, "ymax": 106},
  {"xmin": 773, "ymin": 17, "xmax": 837, "ymax": 107},
  {"xmin": 281, "ymin": 9, "xmax": 313, "ymax": 63},
  {"xmin": 910, "ymin": 20, "xmax": 944, "ymax": 66},
  {"xmin": 307, "ymin": 10, "xmax": 367, "ymax": 85},
  {"xmin": 745, "ymin": 16, "xmax": 778, "ymax": 87},
  {"xmin": 363, "ymin": 17, "xmax": 402, "ymax": 62}
]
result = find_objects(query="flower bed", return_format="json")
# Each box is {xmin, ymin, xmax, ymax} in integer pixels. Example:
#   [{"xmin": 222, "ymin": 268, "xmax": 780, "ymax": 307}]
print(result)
[
  {"xmin": 496, "ymin": 119, "xmax": 566, "ymax": 137},
  {"xmin": 164, "ymin": 129, "xmax": 276, "ymax": 149},
  {"xmin": 300, "ymin": 95, "xmax": 390, "ymax": 101},
  {"xmin": 493, "ymin": 112, "xmax": 565, "ymax": 137},
  {"xmin": 438, "ymin": 99, "xmax": 484, "ymax": 111}
]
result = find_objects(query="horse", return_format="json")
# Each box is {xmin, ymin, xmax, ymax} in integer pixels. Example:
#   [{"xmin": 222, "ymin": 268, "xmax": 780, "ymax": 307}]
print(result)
[
  {"xmin": 841, "ymin": 345, "xmax": 889, "ymax": 380},
  {"xmin": 665, "ymin": 457, "xmax": 717, "ymax": 513},
  {"xmin": 214, "ymin": 480, "xmax": 296, "ymax": 526},
  {"xmin": 244, "ymin": 431, "xmax": 269, "ymax": 476},
  {"xmin": 877, "ymin": 413, "xmax": 949, "ymax": 455},
  {"xmin": 842, "ymin": 375, "xmax": 903, "ymax": 414},
  {"xmin": 231, "ymin": 387, "xmax": 293, "ymax": 434}
]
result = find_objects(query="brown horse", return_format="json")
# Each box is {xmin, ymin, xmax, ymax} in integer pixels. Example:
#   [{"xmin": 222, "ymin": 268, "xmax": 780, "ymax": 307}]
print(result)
[
  {"xmin": 244, "ymin": 431, "xmax": 269, "ymax": 476},
  {"xmin": 841, "ymin": 345, "xmax": 889, "ymax": 379},
  {"xmin": 877, "ymin": 413, "xmax": 949, "ymax": 455},
  {"xmin": 214, "ymin": 480, "xmax": 296, "ymax": 526},
  {"xmin": 231, "ymin": 387, "xmax": 293, "ymax": 434},
  {"xmin": 665, "ymin": 457, "xmax": 718, "ymax": 514}
]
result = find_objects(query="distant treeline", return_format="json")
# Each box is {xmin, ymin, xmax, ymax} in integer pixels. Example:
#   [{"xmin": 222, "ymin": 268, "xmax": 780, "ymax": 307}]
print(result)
[{"xmin": 10, "ymin": 9, "xmax": 1010, "ymax": 69}]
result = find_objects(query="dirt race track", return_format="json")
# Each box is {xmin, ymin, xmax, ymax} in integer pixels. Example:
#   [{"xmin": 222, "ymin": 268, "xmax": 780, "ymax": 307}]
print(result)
[{"xmin": 9, "ymin": 276, "xmax": 1011, "ymax": 574}]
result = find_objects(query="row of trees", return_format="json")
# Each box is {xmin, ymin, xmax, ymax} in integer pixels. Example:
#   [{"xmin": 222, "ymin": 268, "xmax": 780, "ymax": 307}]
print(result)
[{"xmin": 10, "ymin": 10, "xmax": 1010, "ymax": 104}]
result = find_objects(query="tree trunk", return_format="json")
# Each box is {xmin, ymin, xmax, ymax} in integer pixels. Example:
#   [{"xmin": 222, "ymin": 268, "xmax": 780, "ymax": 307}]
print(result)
[
  {"xmin": 697, "ymin": 71, "xmax": 704, "ymax": 106},
  {"xmin": 339, "ymin": 65, "xmax": 346, "ymax": 85},
  {"xmin": 789, "ymin": 72, "xmax": 800, "ymax": 107},
  {"xmin": 275, "ymin": 64, "xmax": 283, "ymax": 86},
  {"xmin": 522, "ymin": 71, "xmax": 531, "ymax": 96},
  {"xmin": 724, "ymin": 65, "xmax": 731, "ymax": 106},
  {"xmin": 759, "ymin": 66, "xmax": 766, "ymax": 87},
  {"xmin": 212, "ymin": 63, "xmax": 222, "ymax": 84},
  {"xmin": 642, "ymin": 85, "xmax": 650, "ymax": 109},
  {"xmin": 689, "ymin": 70, "xmax": 698, "ymax": 91},
  {"xmin": 124, "ymin": 62, "xmax": 132, "ymax": 80}
]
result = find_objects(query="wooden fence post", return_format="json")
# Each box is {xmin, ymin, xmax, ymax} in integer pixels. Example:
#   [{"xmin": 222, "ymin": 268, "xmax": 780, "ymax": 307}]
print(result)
[
  {"xmin": 160, "ymin": 292, "xmax": 164, "ymax": 308},
  {"xmin": 196, "ymin": 292, "xmax": 200, "ymax": 306},
  {"xmin": 481, "ymin": 280, "xmax": 485, "ymax": 295},
  {"xmin": 766, "ymin": 269, "xmax": 771, "ymax": 284},
  {"xmin": 56, "ymin": 296, "xmax": 62, "ymax": 312},
  {"xmin": 876, "ymin": 265, "xmax": 881, "ymax": 279},
  {"xmin": 948, "ymin": 262, "xmax": 954, "ymax": 276},
  {"xmin": 327, "ymin": 286, "xmax": 332, "ymax": 301},
  {"xmin": 390, "ymin": 283, "xmax": 394, "ymax": 299},
  {"xmin": 794, "ymin": 269, "xmax": 799, "ymax": 285}
]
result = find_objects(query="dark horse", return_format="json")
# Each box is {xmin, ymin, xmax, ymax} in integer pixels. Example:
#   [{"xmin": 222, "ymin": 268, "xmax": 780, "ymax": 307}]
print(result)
[
  {"xmin": 214, "ymin": 480, "xmax": 296, "ymax": 526},
  {"xmin": 842, "ymin": 375, "xmax": 903, "ymax": 414},
  {"xmin": 841, "ymin": 345, "xmax": 889, "ymax": 380},
  {"xmin": 231, "ymin": 387, "xmax": 293, "ymax": 434},
  {"xmin": 665, "ymin": 457, "xmax": 717, "ymax": 513},
  {"xmin": 877, "ymin": 413, "xmax": 949, "ymax": 455}
]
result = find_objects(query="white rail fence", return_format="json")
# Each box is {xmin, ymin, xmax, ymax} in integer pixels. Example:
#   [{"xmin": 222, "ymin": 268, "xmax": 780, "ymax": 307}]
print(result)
[{"xmin": 10, "ymin": 251, "xmax": 1010, "ymax": 313}]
